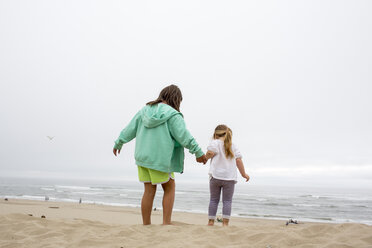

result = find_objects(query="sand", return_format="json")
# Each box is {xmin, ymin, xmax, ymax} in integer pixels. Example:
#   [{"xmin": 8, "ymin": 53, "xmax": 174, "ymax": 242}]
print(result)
[{"xmin": 1, "ymin": 199, "xmax": 372, "ymax": 248}]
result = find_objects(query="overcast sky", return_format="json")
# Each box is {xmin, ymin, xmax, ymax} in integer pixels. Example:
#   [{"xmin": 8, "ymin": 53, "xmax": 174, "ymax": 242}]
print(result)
[{"xmin": 1, "ymin": 0, "xmax": 371, "ymax": 188}]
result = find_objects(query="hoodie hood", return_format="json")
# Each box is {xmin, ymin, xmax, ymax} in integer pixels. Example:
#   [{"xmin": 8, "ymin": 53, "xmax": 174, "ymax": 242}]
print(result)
[{"xmin": 141, "ymin": 103, "xmax": 182, "ymax": 128}]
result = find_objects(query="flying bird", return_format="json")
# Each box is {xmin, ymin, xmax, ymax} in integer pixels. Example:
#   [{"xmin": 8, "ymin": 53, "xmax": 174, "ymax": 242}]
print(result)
[{"xmin": 47, "ymin": 136, "xmax": 54, "ymax": 140}]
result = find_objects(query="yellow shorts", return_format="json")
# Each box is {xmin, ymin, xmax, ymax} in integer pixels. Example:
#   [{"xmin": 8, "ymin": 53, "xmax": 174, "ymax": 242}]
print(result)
[{"xmin": 137, "ymin": 166, "xmax": 175, "ymax": 185}]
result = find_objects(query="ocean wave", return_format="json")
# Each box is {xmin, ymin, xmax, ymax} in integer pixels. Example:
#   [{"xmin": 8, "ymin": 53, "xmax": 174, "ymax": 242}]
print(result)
[
  {"xmin": 237, "ymin": 213, "xmax": 293, "ymax": 219},
  {"xmin": 70, "ymin": 191, "xmax": 108, "ymax": 195},
  {"xmin": 352, "ymin": 205, "xmax": 368, "ymax": 208},
  {"xmin": 312, "ymin": 217, "xmax": 333, "ymax": 221},
  {"xmin": 13, "ymin": 195, "xmax": 46, "ymax": 201},
  {"xmin": 172, "ymin": 208, "xmax": 208, "ymax": 214},
  {"xmin": 293, "ymin": 203, "xmax": 321, "ymax": 207},
  {"xmin": 175, "ymin": 191, "xmax": 187, "ymax": 195},
  {"xmin": 324, "ymin": 205, "xmax": 338, "ymax": 208},
  {"xmin": 256, "ymin": 198, "xmax": 268, "ymax": 202},
  {"xmin": 298, "ymin": 194, "xmax": 326, "ymax": 199},
  {"xmin": 41, "ymin": 187, "xmax": 55, "ymax": 191},
  {"xmin": 264, "ymin": 202, "xmax": 292, "ymax": 207},
  {"xmin": 55, "ymin": 185, "xmax": 93, "ymax": 191},
  {"xmin": 298, "ymin": 194, "xmax": 372, "ymax": 202}
]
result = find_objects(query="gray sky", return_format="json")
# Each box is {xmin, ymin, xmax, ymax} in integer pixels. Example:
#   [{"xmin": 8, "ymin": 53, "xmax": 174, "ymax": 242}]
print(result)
[{"xmin": 1, "ymin": 0, "xmax": 371, "ymax": 188}]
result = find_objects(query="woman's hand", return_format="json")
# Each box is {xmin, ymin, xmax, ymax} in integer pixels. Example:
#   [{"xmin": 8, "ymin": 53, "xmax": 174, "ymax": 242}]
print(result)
[
  {"xmin": 196, "ymin": 154, "xmax": 207, "ymax": 164},
  {"xmin": 113, "ymin": 148, "xmax": 121, "ymax": 156}
]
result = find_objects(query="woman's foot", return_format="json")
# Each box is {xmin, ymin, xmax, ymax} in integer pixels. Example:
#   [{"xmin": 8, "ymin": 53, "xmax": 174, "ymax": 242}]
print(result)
[
  {"xmin": 162, "ymin": 222, "xmax": 174, "ymax": 225},
  {"xmin": 208, "ymin": 219, "xmax": 215, "ymax": 226}
]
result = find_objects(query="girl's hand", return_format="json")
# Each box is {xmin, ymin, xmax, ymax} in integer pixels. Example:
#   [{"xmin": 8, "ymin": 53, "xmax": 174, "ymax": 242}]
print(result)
[
  {"xmin": 113, "ymin": 148, "xmax": 121, "ymax": 156},
  {"xmin": 243, "ymin": 174, "xmax": 250, "ymax": 182},
  {"xmin": 205, "ymin": 150, "xmax": 215, "ymax": 160}
]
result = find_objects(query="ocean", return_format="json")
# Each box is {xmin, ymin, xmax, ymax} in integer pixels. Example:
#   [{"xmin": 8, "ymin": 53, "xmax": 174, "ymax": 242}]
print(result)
[{"xmin": 1, "ymin": 177, "xmax": 371, "ymax": 225}]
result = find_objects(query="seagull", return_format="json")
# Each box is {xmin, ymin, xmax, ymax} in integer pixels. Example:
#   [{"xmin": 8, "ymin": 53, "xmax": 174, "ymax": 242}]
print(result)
[{"xmin": 47, "ymin": 136, "xmax": 54, "ymax": 140}]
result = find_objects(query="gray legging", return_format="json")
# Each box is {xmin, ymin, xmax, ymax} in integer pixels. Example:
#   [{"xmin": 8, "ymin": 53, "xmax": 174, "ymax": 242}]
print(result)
[{"xmin": 208, "ymin": 177, "xmax": 235, "ymax": 219}]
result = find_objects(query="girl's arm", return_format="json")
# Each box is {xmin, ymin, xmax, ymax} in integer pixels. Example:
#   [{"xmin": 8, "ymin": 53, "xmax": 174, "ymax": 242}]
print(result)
[
  {"xmin": 205, "ymin": 150, "xmax": 215, "ymax": 161},
  {"xmin": 236, "ymin": 158, "xmax": 250, "ymax": 182}
]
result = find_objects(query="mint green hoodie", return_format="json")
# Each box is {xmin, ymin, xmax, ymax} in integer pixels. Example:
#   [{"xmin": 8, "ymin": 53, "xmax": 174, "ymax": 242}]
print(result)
[{"xmin": 114, "ymin": 103, "xmax": 204, "ymax": 173}]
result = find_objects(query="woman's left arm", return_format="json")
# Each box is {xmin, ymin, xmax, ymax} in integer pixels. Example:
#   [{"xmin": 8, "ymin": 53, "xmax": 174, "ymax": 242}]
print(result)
[{"xmin": 168, "ymin": 114, "xmax": 204, "ymax": 159}]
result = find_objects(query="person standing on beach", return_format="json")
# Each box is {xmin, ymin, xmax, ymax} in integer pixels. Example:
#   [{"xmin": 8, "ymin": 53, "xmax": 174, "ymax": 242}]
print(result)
[
  {"xmin": 113, "ymin": 85, "xmax": 207, "ymax": 225},
  {"xmin": 205, "ymin": 125, "xmax": 250, "ymax": 226}
]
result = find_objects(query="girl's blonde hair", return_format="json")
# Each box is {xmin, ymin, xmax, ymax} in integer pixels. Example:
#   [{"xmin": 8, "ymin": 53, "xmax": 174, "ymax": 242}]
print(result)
[{"xmin": 213, "ymin": 124, "xmax": 234, "ymax": 159}]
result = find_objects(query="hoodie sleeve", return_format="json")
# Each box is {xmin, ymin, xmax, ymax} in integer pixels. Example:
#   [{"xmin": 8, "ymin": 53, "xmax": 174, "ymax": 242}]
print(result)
[
  {"xmin": 168, "ymin": 114, "xmax": 204, "ymax": 158},
  {"xmin": 114, "ymin": 110, "xmax": 141, "ymax": 150}
]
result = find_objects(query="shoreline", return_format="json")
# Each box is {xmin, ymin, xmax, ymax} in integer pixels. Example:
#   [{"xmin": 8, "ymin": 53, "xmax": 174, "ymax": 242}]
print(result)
[
  {"xmin": 2, "ymin": 177, "xmax": 372, "ymax": 226},
  {"xmin": 1, "ymin": 198, "xmax": 273, "ymax": 226},
  {"xmin": 1, "ymin": 199, "xmax": 372, "ymax": 248},
  {"xmin": 2, "ymin": 196, "xmax": 371, "ymax": 226}
]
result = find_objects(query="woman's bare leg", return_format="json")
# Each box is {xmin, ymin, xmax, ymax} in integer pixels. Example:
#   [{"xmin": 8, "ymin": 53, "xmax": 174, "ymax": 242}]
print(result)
[
  {"xmin": 141, "ymin": 183, "xmax": 157, "ymax": 225},
  {"xmin": 161, "ymin": 179, "xmax": 175, "ymax": 225}
]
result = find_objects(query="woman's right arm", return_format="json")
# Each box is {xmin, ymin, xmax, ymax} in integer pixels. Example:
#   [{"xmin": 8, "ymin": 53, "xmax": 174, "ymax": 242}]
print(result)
[{"xmin": 113, "ymin": 110, "xmax": 141, "ymax": 155}]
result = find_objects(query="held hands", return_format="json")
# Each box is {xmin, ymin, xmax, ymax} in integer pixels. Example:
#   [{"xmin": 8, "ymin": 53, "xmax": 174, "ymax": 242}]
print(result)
[
  {"xmin": 113, "ymin": 148, "xmax": 121, "ymax": 156},
  {"xmin": 196, "ymin": 154, "xmax": 207, "ymax": 164}
]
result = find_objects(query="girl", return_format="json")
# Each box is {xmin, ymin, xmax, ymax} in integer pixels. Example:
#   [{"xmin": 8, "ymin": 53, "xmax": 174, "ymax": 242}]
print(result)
[
  {"xmin": 113, "ymin": 85, "xmax": 207, "ymax": 225},
  {"xmin": 205, "ymin": 124, "xmax": 250, "ymax": 226}
]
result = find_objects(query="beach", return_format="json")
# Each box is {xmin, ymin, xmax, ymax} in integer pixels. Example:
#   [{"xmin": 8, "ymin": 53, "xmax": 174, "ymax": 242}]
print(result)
[{"xmin": 1, "ymin": 199, "xmax": 372, "ymax": 248}]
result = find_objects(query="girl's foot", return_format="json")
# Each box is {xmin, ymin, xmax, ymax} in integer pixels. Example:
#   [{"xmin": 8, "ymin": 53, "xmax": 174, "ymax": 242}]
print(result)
[
  {"xmin": 208, "ymin": 219, "xmax": 215, "ymax": 226},
  {"xmin": 222, "ymin": 218, "xmax": 229, "ymax": 226}
]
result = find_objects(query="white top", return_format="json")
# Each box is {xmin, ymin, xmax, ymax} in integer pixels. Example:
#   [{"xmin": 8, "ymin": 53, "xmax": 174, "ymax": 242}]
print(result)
[{"xmin": 207, "ymin": 139, "xmax": 242, "ymax": 182}]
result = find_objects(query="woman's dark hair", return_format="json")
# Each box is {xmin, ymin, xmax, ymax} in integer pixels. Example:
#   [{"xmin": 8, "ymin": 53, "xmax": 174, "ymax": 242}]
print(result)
[{"xmin": 147, "ymin": 85, "xmax": 183, "ymax": 112}]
